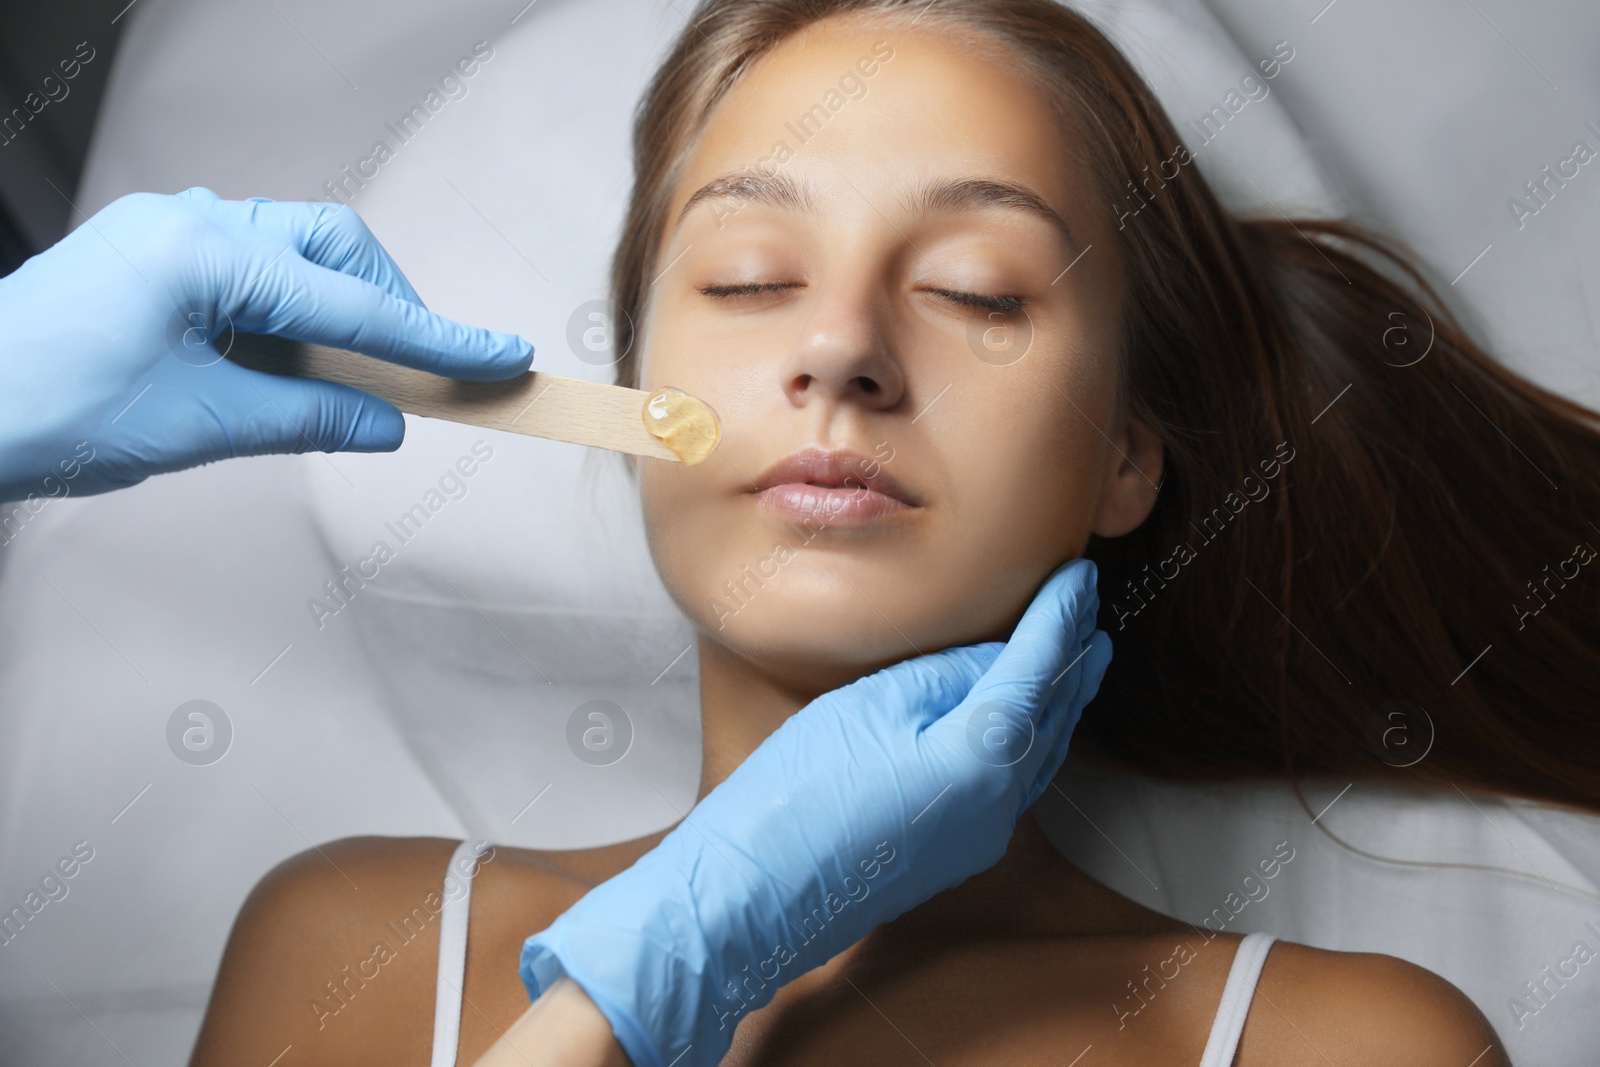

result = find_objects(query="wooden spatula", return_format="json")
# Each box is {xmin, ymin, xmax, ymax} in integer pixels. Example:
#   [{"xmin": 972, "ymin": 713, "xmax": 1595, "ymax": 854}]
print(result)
[{"xmin": 223, "ymin": 333, "xmax": 716, "ymax": 463}]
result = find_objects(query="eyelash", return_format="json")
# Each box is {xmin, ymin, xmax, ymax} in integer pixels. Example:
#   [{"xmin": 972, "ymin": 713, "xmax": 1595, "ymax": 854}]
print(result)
[
  {"xmin": 928, "ymin": 288, "xmax": 1028, "ymax": 314},
  {"xmin": 696, "ymin": 283, "xmax": 1028, "ymax": 313},
  {"xmin": 697, "ymin": 282, "xmax": 800, "ymax": 300}
]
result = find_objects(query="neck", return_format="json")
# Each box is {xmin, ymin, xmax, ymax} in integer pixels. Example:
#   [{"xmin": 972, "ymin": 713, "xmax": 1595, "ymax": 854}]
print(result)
[{"xmin": 695, "ymin": 636, "xmax": 825, "ymax": 798}]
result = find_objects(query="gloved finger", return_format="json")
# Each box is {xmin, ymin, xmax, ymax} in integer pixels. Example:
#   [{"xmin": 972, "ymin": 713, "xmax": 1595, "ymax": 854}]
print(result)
[
  {"xmin": 836, "ymin": 641, "xmax": 1004, "ymax": 732},
  {"xmin": 219, "ymin": 197, "xmax": 428, "ymax": 308},
  {"xmin": 1027, "ymin": 629, "xmax": 1112, "ymax": 805},
  {"xmin": 197, "ymin": 359, "xmax": 407, "ymax": 456},
  {"xmin": 954, "ymin": 558, "xmax": 1100, "ymax": 723},
  {"xmin": 1034, "ymin": 622, "xmax": 1112, "ymax": 742},
  {"xmin": 1075, "ymin": 580, "xmax": 1099, "ymax": 645},
  {"xmin": 226, "ymin": 249, "xmax": 533, "ymax": 381}
]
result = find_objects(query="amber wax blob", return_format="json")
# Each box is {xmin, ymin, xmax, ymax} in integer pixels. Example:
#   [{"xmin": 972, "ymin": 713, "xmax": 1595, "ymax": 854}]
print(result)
[{"xmin": 641, "ymin": 387, "xmax": 720, "ymax": 465}]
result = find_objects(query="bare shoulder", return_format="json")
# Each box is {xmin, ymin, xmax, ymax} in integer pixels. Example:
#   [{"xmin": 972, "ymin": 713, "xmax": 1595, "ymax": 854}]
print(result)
[
  {"xmin": 1239, "ymin": 941, "xmax": 1509, "ymax": 1067},
  {"xmin": 188, "ymin": 835, "xmax": 601, "ymax": 1067}
]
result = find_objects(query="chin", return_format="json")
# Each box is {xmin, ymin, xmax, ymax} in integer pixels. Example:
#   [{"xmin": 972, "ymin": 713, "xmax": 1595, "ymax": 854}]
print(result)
[
  {"xmin": 691, "ymin": 565, "xmax": 996, "ymax": 693},
  {"xmin": 712, "ymin": 614, "xmax": 914, "ymax": 694}
]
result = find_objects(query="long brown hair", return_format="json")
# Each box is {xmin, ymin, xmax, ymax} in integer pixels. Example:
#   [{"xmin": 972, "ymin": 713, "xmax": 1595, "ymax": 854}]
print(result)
[{"xmin": 609, "ymin": 0, "xmax": 1600, "ymax": 812}]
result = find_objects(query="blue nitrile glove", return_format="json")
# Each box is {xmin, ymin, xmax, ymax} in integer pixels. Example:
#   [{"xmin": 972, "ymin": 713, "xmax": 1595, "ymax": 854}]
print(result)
[
  {"xmin": 0, "ymin": 188, "xmax": 532, "ymax": 502},
  {"xmin": 520, "ymin": 558, "xmax": 1112, "ymax": 1067}
]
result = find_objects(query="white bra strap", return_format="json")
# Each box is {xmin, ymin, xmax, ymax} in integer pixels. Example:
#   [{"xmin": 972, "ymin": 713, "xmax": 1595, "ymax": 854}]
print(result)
[
  {"xmin": 1197, "ymin": 931, "xmax": 1277, "ymax": 1067},
  {"xmin": 430, "ymin": 839, "xmax": 487, "ymax": 1067}
]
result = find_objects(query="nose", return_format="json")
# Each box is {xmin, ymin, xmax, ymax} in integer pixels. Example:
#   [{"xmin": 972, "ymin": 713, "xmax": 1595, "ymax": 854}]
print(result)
[{"xmin": 779, "ymin": 283, "xmax": 905, "ymax": 411}]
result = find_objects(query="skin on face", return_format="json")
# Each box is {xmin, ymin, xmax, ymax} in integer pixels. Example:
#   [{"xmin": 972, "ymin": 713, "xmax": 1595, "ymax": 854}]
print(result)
[{"xmin": 635, "ymin": 13, "xmax": 1162, "ymax": 697}]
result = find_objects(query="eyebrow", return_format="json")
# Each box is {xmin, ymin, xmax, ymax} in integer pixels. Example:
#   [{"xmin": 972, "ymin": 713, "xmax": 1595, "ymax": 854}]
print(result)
[{"xmin": 675, "ymin": 172, "xmax": 1081, "ymax": 253}]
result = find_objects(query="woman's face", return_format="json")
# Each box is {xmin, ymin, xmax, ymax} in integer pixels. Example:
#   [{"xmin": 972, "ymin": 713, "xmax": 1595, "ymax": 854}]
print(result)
[{"xmin": 635, "ymin": 14, "xmax": 1160, "ymax": 691}]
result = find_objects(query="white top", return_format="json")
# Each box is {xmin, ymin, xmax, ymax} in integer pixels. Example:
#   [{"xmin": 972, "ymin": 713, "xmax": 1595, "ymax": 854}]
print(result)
[
  {"xmin": 426, "ymin": 840, "xmax": 1276, "ymax": 1066},
  {"xmin": 1198, "ymin": 931, "xmax": 1277, "ymax": 1067},
  {"xmin": 430, "ymin": 838, "xmax": 486, "ymax": 1067}
]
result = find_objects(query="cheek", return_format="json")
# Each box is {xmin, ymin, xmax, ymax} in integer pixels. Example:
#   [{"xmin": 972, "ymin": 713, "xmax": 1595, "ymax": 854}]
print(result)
[
  {"xmin": 935, "ymin": 421, "xmax": 1104, "ymax": 589},
  {"xmin": 637, "ymin": 462, "xmax": 751, "ymax": 628},
  {"xmin": 944, "ymin": 373, "xmax": 1108, "ymax": 553},
  {"xmin": 638, "ymin": 465, "xmax": 698, "ymax": 588}
]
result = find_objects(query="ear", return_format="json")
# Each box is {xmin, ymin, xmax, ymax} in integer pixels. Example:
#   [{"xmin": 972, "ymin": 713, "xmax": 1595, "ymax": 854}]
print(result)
[{"xmin": 1091, "ymin": 412, "xmax": 1164, "ymax": 538}]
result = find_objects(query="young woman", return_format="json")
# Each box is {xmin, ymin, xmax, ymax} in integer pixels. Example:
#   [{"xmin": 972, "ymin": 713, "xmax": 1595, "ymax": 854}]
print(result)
[{"xmin": 192, "ymin": 0, "xmax": 1600, "ymax": 1061}]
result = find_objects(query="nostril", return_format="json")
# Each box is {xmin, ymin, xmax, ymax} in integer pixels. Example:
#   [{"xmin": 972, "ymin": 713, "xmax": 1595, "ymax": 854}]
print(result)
[{"xmin": 855, "ymin": 376, "xmax": 880, "ymax": 394}]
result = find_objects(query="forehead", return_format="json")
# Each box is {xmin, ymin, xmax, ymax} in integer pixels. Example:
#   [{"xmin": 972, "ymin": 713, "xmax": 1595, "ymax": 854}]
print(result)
[{"xmin": 671, "ymin": 14, "xmax": 1087, "ymax": 229}]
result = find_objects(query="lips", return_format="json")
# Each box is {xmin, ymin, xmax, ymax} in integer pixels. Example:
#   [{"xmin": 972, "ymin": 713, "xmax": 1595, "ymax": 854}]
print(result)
[{"xmin": 748, "ymin": 447, "xmax": 921, "ymax": 524}]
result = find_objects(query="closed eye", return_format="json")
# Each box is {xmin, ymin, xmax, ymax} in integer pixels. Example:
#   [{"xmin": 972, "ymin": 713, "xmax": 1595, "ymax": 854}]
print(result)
[
  {"xmin": 927, "ymin": 288, "xmax": 1028, "ymax": 313},
  {"xmin": 697, "ymin": 282, "xmax": 1027, "ymax": 314},
  {"xmin": 698, "ymin": 282, "xmax": 804, "ymax": 300}
]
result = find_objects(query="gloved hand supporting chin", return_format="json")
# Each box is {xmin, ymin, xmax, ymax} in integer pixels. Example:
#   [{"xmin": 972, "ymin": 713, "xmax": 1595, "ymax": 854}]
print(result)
[{"xmin": 520, "ymin": 557, "xmax": 1112, "ymax": 1067}]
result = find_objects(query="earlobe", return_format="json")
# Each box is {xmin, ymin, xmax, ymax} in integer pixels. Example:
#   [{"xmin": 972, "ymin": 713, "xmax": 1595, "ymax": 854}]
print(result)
[{"xmin": 1091, "ymin": 416, "xmax": 1164, "ymax": 538}]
